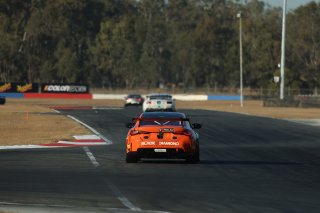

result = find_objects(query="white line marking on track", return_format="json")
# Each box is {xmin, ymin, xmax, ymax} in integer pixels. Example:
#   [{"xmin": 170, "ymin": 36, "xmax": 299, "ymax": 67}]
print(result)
[
  {"xmin": 108, "ymin": 183, "xmax": 142, "ymax": 211},
  {"xmin": 0, "ymin": 201, "xmax": 73, "ymax": 208},
  {"xmin": 67, "ymin": 115, "xmax": 99, "ymax": 134},
  {"xmin": 83, "ymin": 146, "xmax": 100, "ymax": 167},
  {"xmin": 0, "ymin": 145, "xmax": 66, "ymax": 150},
  {"xmin": 67, "ymin": 115, "xmax": 112, "ymax": 145},
  {"xmin": 52, "ymin": 109, "xmax": 61, "ymax": 114},
  {"xmin": 73, "ymin": 135, "xmax": 101, "ymax": 140},
  {"xmin": 0, "ymin": 201, "xmax": 173, "ymax": 213},
  {"xmin": 92, "ymin": 107, "xmax": 123, "ymax": 110},
  {"xmin": 285, "ymin": 119, "xmax": 320, "ymax": 127},
  {"xmin": 58, "ymin": 141, "xmax": 106, "ymax": 146}
]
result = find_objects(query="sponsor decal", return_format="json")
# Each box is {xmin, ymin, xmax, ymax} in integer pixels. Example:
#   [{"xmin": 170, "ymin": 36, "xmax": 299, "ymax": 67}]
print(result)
[
  {"xmin": 162, "ymin": 128, "xmax": 174, "ymax": 132},
  {"xmin": 0, "ymin": 82, "xmax": 38, "ymax": 93},
  {"xmin": 41, "ymin": 84, "xmax": 89, "ymax": 93},
  {"xmin": 17, "ymin": 83, "xmax": 33, "ymax": 93},
  {"xmin": 0, "ymin": 83, "xmax": 11, "ymax": 92},
  {"xmin": 159, "ymin": 142, "xmax": 179, "ymax": 146},
  {"xmin": 141, "ymin": 141, "xmax": 179, "ymax": 146},
  {"xmin": 43, "ymin": 85, "xmax": 68, "ymax": 92},
  {"xmin": 141, "ymin": 141, "xmax": 156, "ymax": 146}
]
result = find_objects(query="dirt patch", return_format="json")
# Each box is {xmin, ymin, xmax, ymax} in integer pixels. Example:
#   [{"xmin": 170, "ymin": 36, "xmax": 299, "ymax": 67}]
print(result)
[{"xmin": 1, "ymin": 98, "xmax": 319, "ymax": 146}]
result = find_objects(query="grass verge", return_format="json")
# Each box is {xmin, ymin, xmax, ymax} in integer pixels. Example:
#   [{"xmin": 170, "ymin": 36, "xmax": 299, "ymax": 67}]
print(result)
[{"xmin": 176, "ymin": 100, "xmax": 320, "ymax": 119}]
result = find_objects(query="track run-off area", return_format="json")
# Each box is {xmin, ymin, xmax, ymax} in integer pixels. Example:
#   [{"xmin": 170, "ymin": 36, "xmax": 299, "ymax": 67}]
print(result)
[{"xmin": 0, "ymin": 106, "xmax": 320, "ymax": 213}]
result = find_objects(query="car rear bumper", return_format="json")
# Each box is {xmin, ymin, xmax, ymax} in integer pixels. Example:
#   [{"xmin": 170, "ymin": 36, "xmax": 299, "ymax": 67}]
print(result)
[
  {"xmin": 144, "ymin": 107, "xmax": 175, "ymax": 112},
  {"xmin": 126, "ymin": 101, "xmax": 142, "ymax": 105},
  {"xmin": 133, "ymin": 148, "xmax": 190, "ymax": 159}
]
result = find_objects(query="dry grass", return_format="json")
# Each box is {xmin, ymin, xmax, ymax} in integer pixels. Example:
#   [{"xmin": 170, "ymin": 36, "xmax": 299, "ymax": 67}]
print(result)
[
  {"xmin": 0, "ymin": 98, "xmax": 124, "ymax": 146},
  {"xmin": 6, "ymin": 98, "xmax": 123, "ymax": 108},
  {"xmin": 0, "ymin": 98, "xmax": 319, "ymax": 146},
  {"xmin": 0, "ymin": 99, "xmax": 93, "ymax": 146},
  {"xmin": 0, "ymin": 112, "xmax": 90, "ymax": 146},
  {"xmin": 177, "ymin": 100, "xmax": 320, "ymax": 119}
]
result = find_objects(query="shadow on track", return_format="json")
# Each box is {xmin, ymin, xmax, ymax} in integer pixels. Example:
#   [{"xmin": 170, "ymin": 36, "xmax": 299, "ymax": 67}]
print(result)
[
  {"xmin": 137, "ymin": 159, "xmax": 188, "ymax": 164},
  {"xmin": 200, "ymin": 160, "xmax": 304, "ymax": 166},
  {"xmin": 129, "ymin": 159, "xmax": 303, "ymax": 166}
]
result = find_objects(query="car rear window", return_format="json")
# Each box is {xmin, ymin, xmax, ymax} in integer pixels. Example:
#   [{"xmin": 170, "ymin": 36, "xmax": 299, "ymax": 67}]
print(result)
[
  {"xmin": 139, "ymin": 120, "xmax": 182, "ymax": 126},
  {"xmin": 128, "ymin": 95, "xmax": 141, "ymax": 98},
  {"xmin": 149, "ymin": 95, "xmax": 172, "ymax": 100}
]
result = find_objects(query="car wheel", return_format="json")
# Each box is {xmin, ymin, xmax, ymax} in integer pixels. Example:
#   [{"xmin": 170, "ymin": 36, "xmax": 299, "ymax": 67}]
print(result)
[
  {"xmin": 186, "ymin": 144, "xmax": 200, "ymax": 164},
  {"xmin": 126, "ymin": 153, "xmax": 139, "ymax": 163}
]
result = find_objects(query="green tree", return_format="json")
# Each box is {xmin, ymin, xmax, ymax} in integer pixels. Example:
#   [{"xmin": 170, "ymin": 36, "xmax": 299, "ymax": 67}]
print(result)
[
  {"xmin": 241, "ymin": 0, "xmax": 282, "ymax": 89},
  {"xmin": 287, "ymin": 2, "xmax": 320, "ymax": 93}
]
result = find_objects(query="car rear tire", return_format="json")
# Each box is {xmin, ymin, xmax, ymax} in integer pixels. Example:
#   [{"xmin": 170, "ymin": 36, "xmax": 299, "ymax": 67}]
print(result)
[
  {"xmin": 186, "ymin": 144, "xmax": 200, "ymax": 164},
  {"xmin": 126, "ymin": 153, "xmax": 139, "ymax": 163}
]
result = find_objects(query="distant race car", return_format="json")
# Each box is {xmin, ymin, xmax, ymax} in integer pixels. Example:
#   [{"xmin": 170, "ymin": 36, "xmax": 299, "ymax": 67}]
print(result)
[
  {"xmin": 124, "ymin": 94, "xmax": 144, "ymax": 107},
  {"xmin": 125, "ymin": 112, "xmax": 202, "ymax": 163},
  {"xmin": 142, "ymin": 93, "xmax": 175, "ymax": 112}
]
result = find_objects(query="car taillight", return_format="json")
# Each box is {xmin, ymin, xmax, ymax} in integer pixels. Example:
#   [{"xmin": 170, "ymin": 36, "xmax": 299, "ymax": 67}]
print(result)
[
  {"xmin": 127, "ymin": 143, "xmax": 131, "ymax": 152},
  {"xmin": 137, "ymin": 98, "xmax": 141, "ymax": 101},
  {"xmin": 130, "ymin": 130, "xmax": 150, "ymax": 136},
  {"xmin": 175, "ymin": 130, "xmax": 192, "ymax": 137},
  {"xmin": 130, "ymin": 130, "xmax": 139, "ymax": 135}
]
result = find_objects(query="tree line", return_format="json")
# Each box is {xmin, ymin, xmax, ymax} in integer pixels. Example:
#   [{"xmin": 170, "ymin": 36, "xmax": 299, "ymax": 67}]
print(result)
[{"xmin": 0, "ymin": 0, "xmax": 319, "ymax": 94}]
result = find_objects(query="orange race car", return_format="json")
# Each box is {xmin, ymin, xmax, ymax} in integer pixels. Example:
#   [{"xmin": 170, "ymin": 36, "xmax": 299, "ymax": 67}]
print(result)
[{"xmin": 125, "ymin": 112, "xmax": 202, "ymax": 163}]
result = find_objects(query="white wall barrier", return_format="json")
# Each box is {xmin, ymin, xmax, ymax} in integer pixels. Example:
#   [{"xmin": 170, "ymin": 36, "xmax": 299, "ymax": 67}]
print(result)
[
  {"xmin": 92, "ymin": 94, "xmax": 127, "ymax": 100},
  {"xmin": 92, "ymin": 94, "xmax": 208, "ymax": 101},
  {"xmin": 172, "ymin": 94, "xmax": 208, "ymax": 101}
]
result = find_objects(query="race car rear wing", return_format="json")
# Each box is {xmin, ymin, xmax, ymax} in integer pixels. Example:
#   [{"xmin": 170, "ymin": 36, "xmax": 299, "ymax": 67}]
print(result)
[
  {"xmin": 125, "ymin": 117, "xmax": 202, "ymax": 129},
  {"xmin": 132, "ymin": 117, "xmax": 189, "ymax": 122},
  {"xmin": 126, "ymin": 117, "xmax": 189, "ymax": 128}
]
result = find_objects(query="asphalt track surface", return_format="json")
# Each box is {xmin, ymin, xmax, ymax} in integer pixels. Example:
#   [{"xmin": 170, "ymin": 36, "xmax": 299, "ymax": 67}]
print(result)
[{"xmin": 1, "ymin": 107, "xmax": 320, "ymax": 213}]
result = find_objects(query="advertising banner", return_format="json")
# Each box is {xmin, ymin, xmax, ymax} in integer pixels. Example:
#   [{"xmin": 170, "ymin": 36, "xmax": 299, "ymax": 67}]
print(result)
[
  {"xmin": 0, "ymin": 82, "xmax": 39, "ymax": 93},
  {"xmin": 41, "ymin": 84, "xmax": 89, "ymax": 93}
]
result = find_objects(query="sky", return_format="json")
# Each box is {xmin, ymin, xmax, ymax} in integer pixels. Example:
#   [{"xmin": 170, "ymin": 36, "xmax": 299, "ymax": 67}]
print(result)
[{"xmin": 263, "ymin": 0, "xmax": 319, "ymax": 10}]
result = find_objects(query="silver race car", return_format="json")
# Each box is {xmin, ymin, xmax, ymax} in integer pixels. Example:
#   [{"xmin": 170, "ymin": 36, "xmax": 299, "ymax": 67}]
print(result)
[
  {"xmin": 142, "ymin": 93, "xmax": 176, "ymax": 112},
  {"xmin": 124, "ymin": 94, "xmax": 144, "ymax": 107}
]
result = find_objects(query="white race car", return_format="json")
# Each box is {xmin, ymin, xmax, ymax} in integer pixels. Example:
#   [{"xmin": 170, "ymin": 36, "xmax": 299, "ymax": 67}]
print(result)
[{"xmin": 142, "ymin": 94, "xmax": 176, "ymax": 112}]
